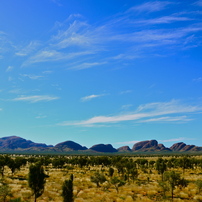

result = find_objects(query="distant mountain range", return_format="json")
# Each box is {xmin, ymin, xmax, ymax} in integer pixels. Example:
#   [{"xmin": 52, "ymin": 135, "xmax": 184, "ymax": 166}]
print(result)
[{"xmin": 0, "ymin": 136, "xmax": 201, "ymax": 153}]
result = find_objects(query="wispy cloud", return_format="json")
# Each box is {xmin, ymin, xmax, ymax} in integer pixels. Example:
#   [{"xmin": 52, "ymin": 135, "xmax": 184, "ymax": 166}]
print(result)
[
  {"xmin": 138, "ymin": 116, "xmax": 192, "ymax": 123},
  {"xmin": 128, "ymin": 1, "xmax": 173, "ymax": 13},
  {"xmin": 81, "ymin": 94, "xmax": 106, "ymax": 102},
  {"xmin": 120, "ymin": 90, "xmax": 132, "ymax": 94},
  {"xmin": 193, "ymin": 77, "xmax": 202, "ymax": 82},
  {"xmin": 137, "ymin": 16, "xmax": 192, "ymax": 25},
  {"xmin": 52, "ymin": 21, "xmax": 94, "ymax": 49},
  {"xmin": 23, "ymin": 50, "xmax": 93, "ymax": 66},
  {"xmin": 51, "ymin": 0, "xmax": 62, "ymax": 6},
  {"xmin": 42, "ymin": 70, "xmax": 53, "ymax": 74},
  {"xmin": 121, "ymin": 104, "xmax": 133, "ymax": 110},
  {"xmin": 69, "ymin": 62, "xmax": 106, "ymax": 70},
  {"xmin": 21, "ymin": 74, "xmax": 44, "ymax": 80},
  {"xmin": 8, "ymin": 76, "xmax": 13, "ymax": 81},
  {"xmin": 35, "ymin": 115, "xmax": 47, "ymax": 119},
  {"xmin": 13, "ymin": 95, "xmax": 59, "ymax": 103},
  {"xmin": 58, "ymin": 100, "xmax": 202, "ymax": 126},
  {"xmin": 6, "ymin": 66, "xmax": 13, "ymax": 72},
  {"xmin": 9, "ymin": 89, "xmax": 25, "ymax": 94},
  {"xmin": 159, "ymin": 137, "xmax": 196, "ymax": 143},
  {"xmin": 115, "ymin": 140, "xmax": 139, "ymax": 145},
  {"xmin": 15, "ymin": 41, "xmax": 41, "ymax": 57},
  {"xmin": 22, "ymin": 1, "xmax": 202, "ymax": 67},
  {"xmin": 194, "ymin": 0, "xmax": 202, "ymax": 6},
  {"xmin": 0, "ymin": 31, "xmax": 13, "ymax": 54}
]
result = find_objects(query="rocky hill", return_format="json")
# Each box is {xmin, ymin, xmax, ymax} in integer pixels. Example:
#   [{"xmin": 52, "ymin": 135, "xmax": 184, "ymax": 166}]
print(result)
[
  {"xmin": 117, "ymin": 146, "xmax": 131, "ymax": 152},
  {"xmin": 0, "ymin": 136, "xmax": 201, "ymax": 153},
  {"xmin": 170, "ymin": 142, "xmax": 202, "ymax": 152},
  {"xmin": 0, "ymin": 136, "xmax": 52, "ymax": 151},
  {"xmin": 89, "ymin": 144, "xmax": 117, "ymax": 153},
  {"xmin": 54, "ymin": 141, "xmax": 87, "ymax": 152},
  {"xmin": 132, "ymin": 140, "xmax": 171, "ymax": 152}
]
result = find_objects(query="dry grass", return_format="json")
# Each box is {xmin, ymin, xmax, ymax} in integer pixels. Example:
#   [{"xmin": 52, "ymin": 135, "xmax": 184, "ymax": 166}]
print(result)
[{"xmin": 1, "ymin": 155, "xmax": 202, "ymax": 201}]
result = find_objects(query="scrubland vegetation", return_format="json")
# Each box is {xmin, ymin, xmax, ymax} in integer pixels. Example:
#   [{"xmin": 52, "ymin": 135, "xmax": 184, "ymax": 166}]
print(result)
[{"xmin": 0, "ymin": 154, "xmax": 202, "ymax": 201}]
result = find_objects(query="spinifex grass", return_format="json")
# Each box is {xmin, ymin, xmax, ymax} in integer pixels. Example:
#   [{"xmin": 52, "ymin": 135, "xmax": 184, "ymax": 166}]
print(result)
[{"xmin": 0, "ymin": 155, "xmax": 202, "ymax": 201}]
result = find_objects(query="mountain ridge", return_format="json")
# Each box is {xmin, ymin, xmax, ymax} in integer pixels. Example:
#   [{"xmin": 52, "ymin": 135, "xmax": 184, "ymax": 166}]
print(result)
[{"xmin": 0, "ymin": 136, "xmax": 201, "ymax": 153}]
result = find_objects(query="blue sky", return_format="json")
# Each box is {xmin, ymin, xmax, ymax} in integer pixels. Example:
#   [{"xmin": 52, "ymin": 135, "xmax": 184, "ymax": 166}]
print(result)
[{"xmin": 0, "ymin": 0, "xmax": 202, "ymax": 149}]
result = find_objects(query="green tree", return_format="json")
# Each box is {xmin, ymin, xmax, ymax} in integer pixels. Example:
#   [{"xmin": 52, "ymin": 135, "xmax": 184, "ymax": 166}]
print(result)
[
  {"xmin": 195, "ymin": 180, "xmax": 202, "ymax": 194},
  {"xmin": 115, "ymin": 162, "xmax": 125, "ymax": 177},
  {"xmin": 108, "ymin": 167, "xmax": 114, "ymax": 178},
  {"xmin": 62, "ymin": 174, "xmax": 74, "ymax": 202},
  {"xmin": 164, "ymin": 171, "xmax": 181, "ymax": 200},
  {"xmin": 8, "ymin": 157, "xmax": 26, "ymax": 175},
  {"xmin": 28, "ymin": 163, "xmax": 47, "ymax": 202},
  {"xmin": 178, "ymin": 156, "xmax": 192, "ymax": 174},
  {"xmin": 156, "ymin": 158, "xmax": 167, "ymax": 181},
  {"xmin": 52, "ymin": 157, "xmax": 65, "ymax": 169},
  {"xmin": 111, "ymin": 176, "xmax": 125, "ymax": 193},
  {"xmin": 130, "ymin": 169, "xmax": 138, "ymax": 183},
  {"xmin": 158, "ymin": 181, "xmax": 169, "ymax": 199},
  {"xmin": 0, "ymin": 183, "xmax": 12, "ymax": 202},
  {"xmin": 90, "ymin": 172, "xmax": 106, "ymax": 187},
  {"xmin": 0, "ymin": 155, "xmax": 11, "ymax": 177}
]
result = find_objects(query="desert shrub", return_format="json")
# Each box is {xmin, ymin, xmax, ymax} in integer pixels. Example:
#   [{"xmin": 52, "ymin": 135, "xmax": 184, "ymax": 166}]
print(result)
[
  {"xmin": 178, "ymin": 178, "xmax": 188, "ymax": 189},
  {"xmin": 9, "ymin": 198, "xmax": 22, "ymax": 202},
  {"xmin": 90, "ymin": 172, "xmax": 106, "ymax": 187},
  {"xmin": 164, "ymin": 171, "xmax": 182, "ymax": 200},
  {"xmin": 0, "ymin": 183, "xmax": 12, "ymax": 202},
  {"xmin": 108, "ymin": 167, "xmax": 114, "ymax": 177},
  {"xmin": 28, "ymin": 163, "xmax": 47, "ymax": 202},
  {"xmin": 196, "ymin": 180, "xmax": 202, "ymax": 194},
  {"xmin": 111, "ymin": 176, "xmax": 126, "ymax": 193},
  {"xmin": 156, "ymin": 158, "xmax": 167, "ymax": 181},
  {"xmin": 62, "ymin": 174, "xmax": 74, "ymax": 202},
  {"xmin": 158, "ymin": 181, "xmax": 169, "ymax": 199}
]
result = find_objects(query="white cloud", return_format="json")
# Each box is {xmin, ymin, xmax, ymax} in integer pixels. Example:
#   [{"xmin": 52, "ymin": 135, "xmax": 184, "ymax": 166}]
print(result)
[
  {"xmin": 137, "ymin": 16, "xmax": 192, "ymax": 25},
  {"xmin": 9, "ymin": 88, "xmax": 27, "ymax": 94},
  {"xmin": 194, "ymin": 0, "xmax": 202, "ymax": 6},
  {"xmin": 52, "ymin": 21, "xmax": 93, "ymax": 49},
  {"xmin": 22, "ymin": 17, "xmax": 108, "ymax": 66},
  {"xmin": 35, "ymin": 115, "xmax": 47, "ymax": 119},
  {"xmin": 13, "ymin": 95, "xmax": 59, "ymax": 103},
  {"xmin": 27, "ymin": 50, "xmax": 62, "ymax": 63},
  {"xmin": 120, "ymin": 90, "xmax": 132, "ymax": 94},
  {"xmin": 128, "ymin": 1, "xmax": 173, "ymax": 13},
  {"xmin": 23, "ymin": 50, "xmax": 93, "ymax": 66},
  {"xmin": 115, "ymin": 140, "xmax": 140, "ymax": 145},
  {"xmin": 51, "ymin": 19, "xmax": 108, "ymax": 50},
  {"xmin": 0, "ymin": 31, "xmax": 13, "ymax": 54},
  {"xmin": 159, "ymin": 137, "xmax": 196, "ymax": 143},
  {"xmin": 22, "ymin": 3, "xmax": 202, "ymax": 67},
  {"xmin": 121, "ymin": 104, "xmax": 133, "ymax": 110},
  {"xmin": 8, "ymin": 76, "xmax": 13, "ymax": 81},
  {"xmin": 6, "ymin": 66, "xmax": 13, "ymax": 72},
  {"xmin": 70, "ymin": 62, "xmax": 106, "ymax": 70},
  {"xmin": 112, "ymin": 29, "xmax": 185, "ymax": 45},
  {"xmin": 42, "ymin": 71, "xmax": 53, "ymax": 74},
  {"xmin": 112, "ymin": 54, "xmax": 141, "ymax": 60},
  {"xmin": 15, "ymin": 41, "xmax": 41, "ymax": 57},
  {"xmin": 51, "ymin": 0, "xmax": 62, "ymax": 6},
  {"xmin": 81, "ymin": 94, "xmax": 106, "ymax": 102},
  {"xmin": 193, "ymin": 77, "xmax": 202, "ymax": 82},
  {"xmin": 58, "ymin": 100, "xmax": 202, "ymax": 126},
  {"xmin": 138, "ymin": 116, "xmax": 192, "ymax": 123},
  {"xmin": 21, "ymin": 74, "xmax": 44, "ymax": 80}
]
